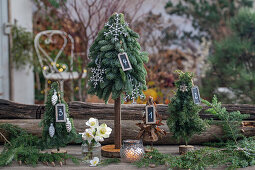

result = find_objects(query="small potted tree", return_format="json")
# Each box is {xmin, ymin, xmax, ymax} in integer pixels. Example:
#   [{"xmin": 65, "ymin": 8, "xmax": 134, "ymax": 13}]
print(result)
[
  {"xmin": 40, "ymin": 82, "xmax": 77, "ymax": 165},
  {"xmin": 167, "ymin": 71, "xmax": 207, "ymax": 154}
]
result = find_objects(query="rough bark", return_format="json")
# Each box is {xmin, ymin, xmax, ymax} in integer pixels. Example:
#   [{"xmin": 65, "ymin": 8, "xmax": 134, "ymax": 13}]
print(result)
[
  {"xmin": 1, "ymin": 119, "xmax": 254, "ymax": 145},
  {"xmin": 0, "ymin": 99, "xmax": 254, "ymax": 120}
]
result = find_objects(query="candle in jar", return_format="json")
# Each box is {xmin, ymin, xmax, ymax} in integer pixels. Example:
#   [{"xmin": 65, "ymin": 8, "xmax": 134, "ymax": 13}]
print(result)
[{"xmin": 125, "ymin": 148, "xmax": 141, "ymax": 162}]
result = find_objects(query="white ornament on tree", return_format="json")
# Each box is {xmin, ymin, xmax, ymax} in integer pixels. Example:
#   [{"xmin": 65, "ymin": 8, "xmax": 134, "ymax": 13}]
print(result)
[
  {"xmin": 124, "ymin": 74, "xmax": 145, "ymax": 104},
  {"xmin": 49, "ymin": 123, "xmax": 55, "ymax": 138},
  {"xmin": 66, "ymin": 118, "xmax": 72, "ymax": 133},
  {"xmin": 51, "ymin": 90, "xmax": 58, "ymax": 105},
  {"xmin": 90, "ymin": 57, "xmax": 106, "ymax": 88},
  {"xmin": 104, "ymin": 13, "xmax": 129, "ymax": 42},
  {"xmin": 179, "ymin": 84, "xmax": 188, "ymax": 92}
]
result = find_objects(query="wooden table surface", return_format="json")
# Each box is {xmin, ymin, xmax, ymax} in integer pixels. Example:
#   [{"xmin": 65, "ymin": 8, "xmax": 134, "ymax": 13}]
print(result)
[{"xmin": 0, "ymin": 145, "xmax": 254, "ymax": 170}]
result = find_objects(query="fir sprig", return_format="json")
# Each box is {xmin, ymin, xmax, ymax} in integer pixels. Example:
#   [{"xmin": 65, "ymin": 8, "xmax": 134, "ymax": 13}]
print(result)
[
  {"xmin": 0, "ymin": 124, "xmax": 80, "ymax": 167},
  {"xmin": 99, "ymin": 158, "xmax": 120, "ymax": 166},
  {"xmin": 202, "ymin": 95, "xmax": 249, "ymax": 144},
  {"xmin": 133, "ymin": 148, "xmax": 168, "ymax": 168},
  {"xmin": 135, "ymin": 140, "xmax": 255, "ymax": 170}
]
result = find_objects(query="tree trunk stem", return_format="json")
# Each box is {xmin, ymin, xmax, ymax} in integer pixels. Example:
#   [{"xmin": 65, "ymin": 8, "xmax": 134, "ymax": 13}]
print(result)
[{"xmin": 114, "ymin": 97, "xmax": 121, "ymax": 149}]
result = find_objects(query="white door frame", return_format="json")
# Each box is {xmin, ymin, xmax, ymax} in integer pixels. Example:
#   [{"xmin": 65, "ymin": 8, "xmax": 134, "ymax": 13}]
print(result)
[{"xmin": 0, "ymin": 0, "xmax": 10, "ymax": 100}]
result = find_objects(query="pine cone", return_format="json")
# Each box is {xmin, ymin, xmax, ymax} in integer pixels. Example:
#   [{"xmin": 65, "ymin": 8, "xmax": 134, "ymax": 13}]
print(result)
[{"xmin": 66, "ymin": 118, "xmax": 72, "ymax": 133}]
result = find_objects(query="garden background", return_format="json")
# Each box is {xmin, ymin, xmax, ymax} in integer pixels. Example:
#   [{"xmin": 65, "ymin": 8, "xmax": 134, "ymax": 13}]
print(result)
[{"xmin": 0, "ymin": 0, "xmax": 254, "ymax": 105}]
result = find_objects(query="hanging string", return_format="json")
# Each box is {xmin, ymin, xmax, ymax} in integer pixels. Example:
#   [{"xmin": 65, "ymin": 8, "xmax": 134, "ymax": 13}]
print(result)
[
  {"xmin": 95, "ymin": 56, "xmax": 99, "ymax": 67},
  {"xmin": 57, "ymin": 81, "xmax": 61, "ymax": 104}
]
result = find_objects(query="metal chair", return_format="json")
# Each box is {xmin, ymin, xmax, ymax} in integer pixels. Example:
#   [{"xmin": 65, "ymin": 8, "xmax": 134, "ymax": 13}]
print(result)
[{"xmin": 34, "ymin": 30, "xmax": 86, "ymax": 101}]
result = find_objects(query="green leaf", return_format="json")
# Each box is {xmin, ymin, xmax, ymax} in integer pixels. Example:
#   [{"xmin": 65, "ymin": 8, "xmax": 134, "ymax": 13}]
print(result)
[
  {"xmin": 100, "ymin": 44, "xmax": 114, "ymax": 51},
  {"xmin": 106, "ymin": 73, "xmax": 115, "ymax": 80}
]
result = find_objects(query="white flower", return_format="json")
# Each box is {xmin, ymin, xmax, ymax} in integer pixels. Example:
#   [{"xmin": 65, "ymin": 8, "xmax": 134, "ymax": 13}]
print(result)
[
  {"xmin": 90, "ymin": 157, "xmax": 99, "ymax": 166},
  {"xmin": 95, "ymin": 135, "xmax": 104, "ymax": 142},
  {"xmin": 97, "ymin": 123, "xmax": 112, "ymax": 138},
  {"xmin": 82, "ymin": 129, "xmax": 94, "ymax": 143},
  {"xmin": 86, "ymin": 118, "xmax": 99, "ymax": 129}
]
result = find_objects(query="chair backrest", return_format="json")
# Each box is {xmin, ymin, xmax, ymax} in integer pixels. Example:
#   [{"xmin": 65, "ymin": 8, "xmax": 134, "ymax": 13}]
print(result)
[{"xmin": 34, "ymin": 30, "xmax": 74, "ymax": 77}]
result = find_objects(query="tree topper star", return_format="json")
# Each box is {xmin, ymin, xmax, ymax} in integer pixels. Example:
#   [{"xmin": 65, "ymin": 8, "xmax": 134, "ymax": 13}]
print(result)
[{"xmin": 179, "ymin": 84, "xmax": 188, "ymax": 92}]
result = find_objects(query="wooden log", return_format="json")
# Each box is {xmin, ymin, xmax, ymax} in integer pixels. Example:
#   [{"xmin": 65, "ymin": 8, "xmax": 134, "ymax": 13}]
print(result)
[
  {"xmin": 101, "ymin": 145, "xmax": 120, "ymax": 158},
  {"xmin": 0, "ymin": 119, "xmax": 255, "ymax": 145},
  {"xmin": 0, "ymin": 99, "xmax": 42, "ymax": 119},
  {"xmin": 0, "ymin": 99, "xmax": 255, "ymax": 120}
]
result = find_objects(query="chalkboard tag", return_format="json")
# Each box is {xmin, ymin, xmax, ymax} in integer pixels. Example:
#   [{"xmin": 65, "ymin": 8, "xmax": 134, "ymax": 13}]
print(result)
[
  {"xmin": 55, "ymin": 103, "xmax": 66, "ymax": 122},
  {"xmin": 118, "ymin": 52, "xmax": 132, "ymax": 71},
  {"xmin": 191, "ymin": 86, "xmax": 201, "ymax": 105},
  {"xmin": 145, "ymin": 105, "xmax": 156, "ymax": 124}
]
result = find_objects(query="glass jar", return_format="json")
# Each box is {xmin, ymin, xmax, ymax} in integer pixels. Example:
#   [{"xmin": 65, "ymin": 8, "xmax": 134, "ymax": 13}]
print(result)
[
  {"xmin": 81, "ymin": 142, "xmax": 101, "ymax": 163},
  {"xmin": 120, "ymin": 140, "xmax": 145, "ymax": 162}
]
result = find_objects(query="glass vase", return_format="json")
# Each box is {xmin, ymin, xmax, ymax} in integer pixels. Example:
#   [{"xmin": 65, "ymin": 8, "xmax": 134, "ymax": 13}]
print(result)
[{"xmin": 81, "ymin": 142, "xmax": 101, "ymax": 163}]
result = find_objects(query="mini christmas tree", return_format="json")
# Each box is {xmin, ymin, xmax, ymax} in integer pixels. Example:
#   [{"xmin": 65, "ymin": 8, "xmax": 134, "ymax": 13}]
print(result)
[
  {"xmin": 87, "ymin": 13, "xmax": 148, "ymax": 149},
  {"xmin": 40, "ymin": 82, "xmax": 77, "ymax": 151},
  {"xmin": 167, "ymin": 71, "xmax": 206, "ymax": 153}
]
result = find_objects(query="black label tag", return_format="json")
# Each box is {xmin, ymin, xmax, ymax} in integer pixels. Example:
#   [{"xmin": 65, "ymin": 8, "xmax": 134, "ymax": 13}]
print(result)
[
  {"xmin": 55, "ymin": 103, "xmax": 66, "ymax": 122},
  {"xmin": 145, "ymin": 105, "xmax": 156, "ymax": 124},
  {"xmin": 118, "ymin": 53, "xmax": 132, "ymax": 71},
  {"xmin": 191, "ymin": 86, "xmax": 201, "ymax": 105}
]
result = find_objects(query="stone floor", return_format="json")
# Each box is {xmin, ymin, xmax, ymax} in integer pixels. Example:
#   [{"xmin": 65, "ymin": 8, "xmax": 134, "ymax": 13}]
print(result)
[{"xmin": 0, "ymin": 145, "xmax": 255, "ymax": 170}]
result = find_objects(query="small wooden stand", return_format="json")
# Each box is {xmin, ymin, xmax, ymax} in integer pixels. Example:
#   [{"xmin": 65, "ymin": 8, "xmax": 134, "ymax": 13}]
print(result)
[
  {"xmin": 51, "ymin": 149, "xmax": 67, "ymax": 165},
  {"xmin": 179, "ymin": 145, "xmax": 194, "ymax": 155},
  {"xmin": 145, "ymin": 143, "xmax": 154, "ymax": 153},
  {"xmin": 101, "ymin": 145, "xmax": 120, "ymax": 158}
]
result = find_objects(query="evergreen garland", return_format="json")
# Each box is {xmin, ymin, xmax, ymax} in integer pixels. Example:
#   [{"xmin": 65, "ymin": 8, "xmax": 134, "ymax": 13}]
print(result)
[
  {"xmin": 87, "ymin": 13, "xmax": 148, "ymax": 103},
  {"xmin": 40, "ymin": 82, "xmax": 78, "ymax": 150},
  {"xmin": 167, "ymin": 71, "xmax": 207, "ymax": 145},
  {"xmin": 0, "ymin": 124, "xmax": 79, "ymax": 166},
  {"xmin": 134, "ymin": 148, "xmax": 168, "ymax": 168},
  {"xmin": 99, "ymin": 158, "xmax": 120, "ymax": 166},
  {"xmin": 135, "ymin": 138, "xmax": 255, "ymax": 169}
]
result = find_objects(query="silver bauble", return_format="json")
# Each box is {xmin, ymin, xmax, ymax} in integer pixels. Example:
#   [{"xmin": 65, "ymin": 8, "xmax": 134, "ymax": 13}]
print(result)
[
  {"xmin": 49, "ymin": 123, "xmax": 55, "ymax": 138},
  {"xmin": 66, "ymin": 118, "xmax": 72, "ymax": 133},
  {"xmin": 51, "ymin": 91, "xmax": 58, "ymax": 105}
]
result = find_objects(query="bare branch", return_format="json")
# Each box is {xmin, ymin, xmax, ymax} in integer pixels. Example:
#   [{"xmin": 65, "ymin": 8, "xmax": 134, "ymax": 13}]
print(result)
[{"xmin": 44, "ymin": 0, "xmax": 147, "ymax": 101}]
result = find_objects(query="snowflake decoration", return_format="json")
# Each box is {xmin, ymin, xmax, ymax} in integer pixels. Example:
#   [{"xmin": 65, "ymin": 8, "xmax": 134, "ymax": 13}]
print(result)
[
  {"xmin": 104, "ymin": 13, "xmax": 129, "ymax": 42},
  {"xmin": 179, "ymin": 84, "xmax": 188, "ymax": 92},
  {"xmin": 124, "ymin": 75, "xmax": 145, "ymax": 104},
  {"xmin": 90, "ymin": 58, "xmax": 105, "ymax": 88}
]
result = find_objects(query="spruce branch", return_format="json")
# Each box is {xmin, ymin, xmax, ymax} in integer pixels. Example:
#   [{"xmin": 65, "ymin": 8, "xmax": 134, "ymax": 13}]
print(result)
[{"xmin": 202, "ymin": 95, "xmax": 249, "ymax": 144}]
